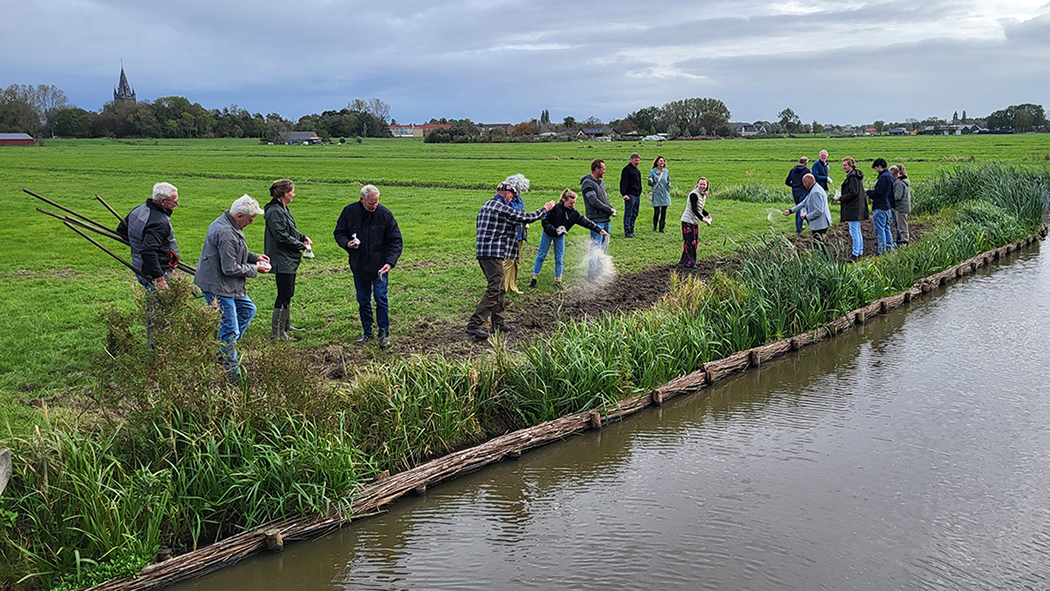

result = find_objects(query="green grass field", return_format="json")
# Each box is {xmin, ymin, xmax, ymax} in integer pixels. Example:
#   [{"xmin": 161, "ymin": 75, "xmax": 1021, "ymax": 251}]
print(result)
[{"xmin": 2, "ymin": 134, "xmax": 1049, "ymax": 433}]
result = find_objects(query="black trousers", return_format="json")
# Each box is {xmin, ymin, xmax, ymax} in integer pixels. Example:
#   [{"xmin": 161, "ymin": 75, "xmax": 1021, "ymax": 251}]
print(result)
[
  {"xmin": 653, "ymin": 206, "xmax": 668, "ymax": 231},
  {"xmin": 274, "ymin": 272, "xmax": 296, "ymax": 309}
]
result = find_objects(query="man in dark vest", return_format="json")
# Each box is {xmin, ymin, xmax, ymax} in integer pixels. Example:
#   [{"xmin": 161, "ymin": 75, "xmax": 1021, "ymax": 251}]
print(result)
[{"xmin": 117, "ymin": 182, "xmax": 181, "ymax": 339}]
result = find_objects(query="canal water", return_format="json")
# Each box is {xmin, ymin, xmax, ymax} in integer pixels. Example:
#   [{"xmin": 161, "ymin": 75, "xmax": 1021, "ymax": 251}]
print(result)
[{"xmin": 177, "ymin": 245, "xmax": 1050, "ymax": 591}]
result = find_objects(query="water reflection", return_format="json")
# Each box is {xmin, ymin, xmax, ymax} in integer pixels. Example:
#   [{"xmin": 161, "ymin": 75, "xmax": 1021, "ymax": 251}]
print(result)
[{"xmin": 176, "ymin": 245, "xmax": 1050, "ymax": 591}]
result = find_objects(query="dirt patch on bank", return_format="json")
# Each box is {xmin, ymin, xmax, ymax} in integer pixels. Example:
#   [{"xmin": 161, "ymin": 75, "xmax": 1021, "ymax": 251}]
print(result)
[{"xmin": 309, "ymin": 220, "xmax": 930, "ymax": 378}]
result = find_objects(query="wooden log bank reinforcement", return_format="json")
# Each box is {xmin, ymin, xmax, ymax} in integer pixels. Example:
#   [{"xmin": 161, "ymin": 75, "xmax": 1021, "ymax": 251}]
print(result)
[{"xmin": 87, "ymin": 231, "xmax": 1045, "ymax": 591}]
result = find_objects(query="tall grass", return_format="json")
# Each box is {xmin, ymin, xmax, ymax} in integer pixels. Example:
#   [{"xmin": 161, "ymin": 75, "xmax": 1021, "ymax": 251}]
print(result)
[
  {"xmin": 712, "ymin": 172, "xmax": 788, "ymax": 204},
  {"xmin": 2, "ymin": 162, "xmax": 1047, "ymax": 591},
  {"xmin": 914, "ymin": 161, "xmax": 1050, "ymax": 227}
]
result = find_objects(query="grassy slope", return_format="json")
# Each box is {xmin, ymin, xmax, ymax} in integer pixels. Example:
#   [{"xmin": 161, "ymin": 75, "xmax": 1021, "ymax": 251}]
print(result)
[{"xmin": 2, "ymin": 135, "xmax": 1048, "ymax": 434}]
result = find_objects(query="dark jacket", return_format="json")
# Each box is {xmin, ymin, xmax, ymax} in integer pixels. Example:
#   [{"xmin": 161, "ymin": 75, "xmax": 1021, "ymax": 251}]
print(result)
[
  {"xmin": 867, "ymin": 169, "xmax": 896, "ymax": 211},
  {"xmin": 785, "ymin": 164, "xmax": 811, "ymax": 200},
  {"xmin": 333, "ymin": 202, "xmax": 403, "ymax": 276},
  {"xmin": 263, "ymin": 199, "xmax": 307, "ymax": 274},
  {"xmin": 811, "ymin": 159, "xmax": 830, "ymax": 190},
  {"xmin": 117, "ymin": 199, "xmax": 178, "ymax": 280},
  {"xmin": 580, "ymin": 174, "xmax": 614, "ymax": 223},
  {"xmin": 839, "ymin": 168, "xmax": 868, "ymax": 222},
  {"xmin": 619, "ymin": 163, "xmax": 642, "ymax": 197},
  {"xmin": 541, "ymin": 202, "xmax": 603, "ymax": 237},
  {"xmin": 194, "ymin": 211, "xmax": 260, "ymax": 297}
]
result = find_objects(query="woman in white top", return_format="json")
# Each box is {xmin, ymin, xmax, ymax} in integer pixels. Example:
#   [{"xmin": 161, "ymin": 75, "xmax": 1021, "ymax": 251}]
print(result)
[{"xmin": 679, "ymin": 177, "xmax": 712, "ymax": 268}]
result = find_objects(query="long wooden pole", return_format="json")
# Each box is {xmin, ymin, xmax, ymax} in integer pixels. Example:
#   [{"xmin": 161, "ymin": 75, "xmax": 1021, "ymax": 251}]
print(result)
[
  {"xmin": 24, "ymin": 188, "xmax": 117, "ymax": 235},
  {"xmin": 62, "ymin": 221, "xmax": 142, "ymax": 276},
  {"xmin": 96, "ymin": 194, "xmax": 124, "ymax": 223}
]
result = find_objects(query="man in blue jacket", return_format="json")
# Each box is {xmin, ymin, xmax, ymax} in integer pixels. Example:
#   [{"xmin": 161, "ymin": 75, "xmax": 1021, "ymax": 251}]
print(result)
[
  {"xmin": 811, "ymin": 150, "xmax": 831, "ymax": 191},
  {"xmin": 867, "ymin": 158, "xmax": 897, "ymax": 253},
  {"xmin": 784, "ymin": 157, "xmax": 811, "ymax": 234}
]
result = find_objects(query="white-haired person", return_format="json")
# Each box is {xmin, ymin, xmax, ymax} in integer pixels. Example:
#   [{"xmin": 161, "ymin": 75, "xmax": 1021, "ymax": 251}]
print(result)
[
  {"xmin": 116, "ymin": 181, "xmax": 182, "ymax": 343},
  {"xmin": 195, "ymin": 195, "xmax": 270, "ymax": 381},
  {"xmin": 333, "ymin": 184, "xmax": 403, "ymax": 349},
  {"xmin": 502, "ymin": 173, "xmax": 530, "ymax": 294},
  {"xmin": 467, "ymin": 175, "xmax": 554, "ymax": 339}
]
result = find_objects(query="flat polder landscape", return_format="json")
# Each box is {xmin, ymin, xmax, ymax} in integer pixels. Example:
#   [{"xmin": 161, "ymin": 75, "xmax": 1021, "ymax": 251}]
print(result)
[{"xmin": 2, "ymin": 133, "xmax": 1049, "ymax": 431}]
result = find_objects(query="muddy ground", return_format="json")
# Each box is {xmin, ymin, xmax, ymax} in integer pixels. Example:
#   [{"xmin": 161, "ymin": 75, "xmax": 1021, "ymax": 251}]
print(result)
[{"xmin": 311, "ymin": 218, "xmax": 926, "ymax": 380}]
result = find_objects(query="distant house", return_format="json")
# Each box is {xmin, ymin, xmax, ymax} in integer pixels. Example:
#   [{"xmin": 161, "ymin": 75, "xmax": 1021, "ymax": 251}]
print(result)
[
  {"xmin": 389, "ymin": 123, "xmax": 452, "ymax": 138},
  {"xmin": 477, "ymin": 123, "xmax": 513, "ymax": 134},
  {"xmin": 730, "ymin": 122, "xmax": 765, "ymax": 136},
  {"xmin": 889, "ymin": 127, "xmax": 907, "ymax": 136},
  {"xmin": 919, "ymin": 124, "xmax": 984, "ymax": 136},
  {"xmin": 278, "ymin": 131, "xmax": 323, "ymax": 145},
  {"xmin": 0, "ymin": 133, "xmax": 34, "ymax": 146}
]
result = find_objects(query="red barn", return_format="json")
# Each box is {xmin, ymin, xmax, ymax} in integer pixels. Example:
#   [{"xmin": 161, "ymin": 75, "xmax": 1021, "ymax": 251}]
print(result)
[{"xmin": 0, "ymin": 133, "xmax": 34, "ymax": 146}]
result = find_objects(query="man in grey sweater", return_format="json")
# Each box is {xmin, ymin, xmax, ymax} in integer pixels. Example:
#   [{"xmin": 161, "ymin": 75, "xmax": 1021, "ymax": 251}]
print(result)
[
  {"xmin": 195, "ymin": 195, "xmax": 271, "ymax": 380},
  {"xmin": 783, "ymin": 174, "xmax": 832, "ymax": 244},
  {"xmin": 580, "ymin": 159, "xmax": 617, "ymax": 281}
]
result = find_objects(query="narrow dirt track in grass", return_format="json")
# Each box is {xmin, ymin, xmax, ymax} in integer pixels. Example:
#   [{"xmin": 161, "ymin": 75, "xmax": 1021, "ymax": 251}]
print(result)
[{"xmin": 309, "ymin": 217, "xmax": 927, "ymax": 381}]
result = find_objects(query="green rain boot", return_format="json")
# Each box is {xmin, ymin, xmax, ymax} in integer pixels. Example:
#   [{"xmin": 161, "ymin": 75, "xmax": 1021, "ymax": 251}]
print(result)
[
  {"xmin": 284, "ymin": 307, "xmax": 304, "ymax": 333},
  {"xmin": 270, "ymin": 308, "xmax": 282, "ymax": 340},
  {"xmin": 277, "ymin": 307, "xmax": 295, "ymax": 342}
]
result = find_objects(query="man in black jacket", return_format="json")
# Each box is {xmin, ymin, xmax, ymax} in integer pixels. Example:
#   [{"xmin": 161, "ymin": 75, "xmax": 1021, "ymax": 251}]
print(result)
[
  {"xmin": 619, "ymin": 153, "xmax": 642, "ymax": 238},
  {"xmin": 784, "ymin": 157, "xmax": 811, "ymax": 234},
  {"xmin": 333, "ymin": 185, "xmax": 404, "ymax": 349},
  {"xmin": 116, "ymin": 182, "xmax": 181, "ymax": 341},
  {"xmin": 118, "ymin": 182, "xmax": 181, "ymax": 291}
]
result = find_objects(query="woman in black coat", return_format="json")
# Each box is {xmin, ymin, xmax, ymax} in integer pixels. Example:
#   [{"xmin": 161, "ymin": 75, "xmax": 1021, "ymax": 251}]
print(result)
[
  {"xmin": 264, "ymin": 179, "xmax": 311, "ymax": 339},
  {"xmin": 529, "ymin": 189, "xmax": 608, "ymax": 287}
]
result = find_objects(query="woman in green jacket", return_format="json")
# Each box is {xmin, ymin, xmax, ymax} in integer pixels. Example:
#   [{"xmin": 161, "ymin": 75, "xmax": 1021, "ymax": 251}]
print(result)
[
  {"xmin": 264, "ymin": 179, "xmax": 312, "ymax": 340},
  {"xmin": 647, "ymin": 155, "xmax": 671, "ymax": 232}
]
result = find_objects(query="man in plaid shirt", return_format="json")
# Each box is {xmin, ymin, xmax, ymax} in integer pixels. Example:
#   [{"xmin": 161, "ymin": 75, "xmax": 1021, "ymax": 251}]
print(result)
[{"xmin": 467, "ymin": 175, "xmax": 555, "ymax": 339}]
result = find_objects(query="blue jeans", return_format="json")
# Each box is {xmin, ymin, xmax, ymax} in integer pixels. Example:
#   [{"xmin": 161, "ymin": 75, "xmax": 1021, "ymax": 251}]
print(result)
[
  {"xmin": 203, "ymin": 292, "xmax": 256, "ymax": 372},
  {"xmin": 532, "ymin": 232, "xmax": 565, "ymax": 279},
  {"xmin": 623, "ymin": 195, "xmax": 640, "ymax": 233},
  {"xmin": 589, "ymin": 221, "xmax": 611, "ymax": 272},
  {"xmin": 848, "ymin": 221, "xmax": 863, "ymax": 256},
  {"xmin": 872, "ymin": 209, "xmax": 896, "ymax": 253},
  {"xmin": 353, "ymin": 271, "xmax": 389, "ymax": 336}
]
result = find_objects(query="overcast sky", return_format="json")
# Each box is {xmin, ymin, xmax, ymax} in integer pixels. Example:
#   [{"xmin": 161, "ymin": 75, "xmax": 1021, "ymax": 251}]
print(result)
[{"xmin": 3, "ymin": 0, "xmax": 1049, "ymax": 126}]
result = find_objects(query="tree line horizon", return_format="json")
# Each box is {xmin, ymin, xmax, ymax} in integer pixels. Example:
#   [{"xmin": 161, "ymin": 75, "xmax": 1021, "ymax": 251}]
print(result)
[{"xmin": 1, "ymin": 83, "xmax": 1045, "ymax": 142}]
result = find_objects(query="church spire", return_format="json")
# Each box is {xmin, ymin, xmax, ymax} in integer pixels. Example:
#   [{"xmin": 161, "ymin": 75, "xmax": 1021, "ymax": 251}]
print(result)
[{"xmin": 114, "ymin": 62, "xmax": 136, "ymax": 102}]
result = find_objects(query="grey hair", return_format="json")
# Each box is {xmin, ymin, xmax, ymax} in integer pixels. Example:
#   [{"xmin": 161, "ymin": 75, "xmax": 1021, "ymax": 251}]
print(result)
[
  {"xmin": 230, "ymin": 194, "xmax": 264, "ymax": 216},
  {"xmin": 360, "ymin": 184, "xmax": 380, "ymax": 199},
  {"xmin": 888, "ymin": 165, "xmax": 900, "ymax": 174},
  {"xmin": 152, "ymin": 182, "xmax": 178, "ymax": 202},
  {"xmin": 819, "ymin": 150, "xmax": 828, "ymax": 158},
  {"xmin": 503, "ymin": 174, "xmax": 530, "ymax": 195}
]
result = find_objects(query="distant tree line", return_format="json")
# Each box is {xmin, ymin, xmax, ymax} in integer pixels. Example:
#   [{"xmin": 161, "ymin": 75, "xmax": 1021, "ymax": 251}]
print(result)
[
  {"xmin": 3, "ymin": 81, "xmax": 1046, "ymax": 141},
  {"xmin": 424, "ymin": 97, "xmax": 735, "ymax": 143},
  {"xmin": 619, "ymin": 97, "xmax": 733, "ymax": 137},
  {"xmin": 0, "ymin": 84, "xmax": 392, "ymax": 141}
]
